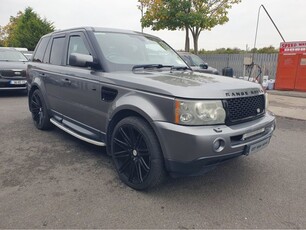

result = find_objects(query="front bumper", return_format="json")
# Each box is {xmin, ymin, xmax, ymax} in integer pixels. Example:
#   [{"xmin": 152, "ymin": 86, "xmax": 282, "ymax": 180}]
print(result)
[
  {"xmin": 153, "ymin": 112, "xmax": 276, "ymax": 176},
  {"xmin": 0, "ymin": 78, "xmax": 27, "ymax": 90}
]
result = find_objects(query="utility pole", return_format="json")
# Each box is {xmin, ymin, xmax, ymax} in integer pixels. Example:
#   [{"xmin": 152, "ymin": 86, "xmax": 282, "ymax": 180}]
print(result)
[
  {"xmin": 140, "ymin": 3, "xmax": 144, "ymax": 33},
  {"xmin": 253, "ymin": 4, "xmax": 285, "ymax": 55},
  {"xmin": 249, "ymin": 4, "xmax": 285, "ymax": 80}
]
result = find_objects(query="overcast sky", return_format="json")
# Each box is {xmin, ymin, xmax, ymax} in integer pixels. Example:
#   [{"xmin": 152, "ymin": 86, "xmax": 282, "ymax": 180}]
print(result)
[{"xmin": 1, "ymin": 0, "xmax": 305, "ymax": 50}]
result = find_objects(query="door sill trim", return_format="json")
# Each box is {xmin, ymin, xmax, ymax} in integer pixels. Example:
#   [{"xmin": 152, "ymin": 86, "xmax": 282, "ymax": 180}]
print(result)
[{"xmin": 50, "ymin": 118, "xmax": 105, "ymax": 146}]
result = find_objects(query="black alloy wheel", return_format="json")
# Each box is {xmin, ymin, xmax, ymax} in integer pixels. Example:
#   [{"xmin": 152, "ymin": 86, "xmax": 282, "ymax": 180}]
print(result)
[
  {"xmin": 111, "ymin": 117, "xmax": 165, "ymax": 190},
  {"xmin": 30, "ymin": 89, "xmax": 52, "ymax": 130}
]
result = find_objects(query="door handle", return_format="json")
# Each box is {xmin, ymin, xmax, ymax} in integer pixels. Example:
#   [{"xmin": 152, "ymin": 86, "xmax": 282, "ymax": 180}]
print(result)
[{"xmin": 61, "ymin": 78, "xmax": 72, "ymax": 85}]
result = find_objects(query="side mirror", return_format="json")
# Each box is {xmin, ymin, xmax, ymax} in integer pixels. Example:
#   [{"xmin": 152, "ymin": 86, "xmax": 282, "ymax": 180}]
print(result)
[
  {"xmin": 200, "ymin": 63, "xmax": 208, "ymax": 69},
  {"xmin": 69, "ymin": 53, "xmax": 94, "ymax": 68}
]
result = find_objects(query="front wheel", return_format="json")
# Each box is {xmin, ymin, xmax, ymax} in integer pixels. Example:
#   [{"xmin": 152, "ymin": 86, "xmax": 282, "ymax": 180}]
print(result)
[
  {"xmin": 111, "ymin": 117, "xmax": 165, "ymax": 190},
  {"xmin": 29, "ymin": 89, "xmax": 52, "ymax": 130}
]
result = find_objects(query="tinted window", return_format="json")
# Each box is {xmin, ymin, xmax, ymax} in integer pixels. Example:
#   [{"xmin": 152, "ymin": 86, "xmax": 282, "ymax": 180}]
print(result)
[
  {"xmin": 32, "ymin": 37, "xmax": 50, "ymax": 62},
  {"xmin": 50, "ymin": 37, "xmax": 65, "ymax": 65},
  {"xmin": 188, "ymin": 54, "xmax": 205, "ymax": 66},
  {"xmin": 67, "ymin": 35, "xmax": 90, "ymax": 65}
]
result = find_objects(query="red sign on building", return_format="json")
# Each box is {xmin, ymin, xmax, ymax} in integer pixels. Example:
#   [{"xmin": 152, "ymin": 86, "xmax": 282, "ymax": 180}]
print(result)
[
  {"xmin": 279, "ymin": 41, "xmax": 306, "ymax": 54},
  {"xmin": 275, "ymin": 41, "xmax": 306, "ymax": 92}
]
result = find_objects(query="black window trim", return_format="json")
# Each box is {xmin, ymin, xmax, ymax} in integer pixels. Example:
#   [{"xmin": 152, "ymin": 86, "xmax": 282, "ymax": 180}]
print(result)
[
  {"xmin": 32, "ymin": 36, "xmax": 51, "ymax": 63},
  {"xmin": 66, "ymin": 32, "xmax": 92, "ymax": 67},
  {"xmin": 48, "ymin": 33, "xmax": 67, "ymax": 66}
]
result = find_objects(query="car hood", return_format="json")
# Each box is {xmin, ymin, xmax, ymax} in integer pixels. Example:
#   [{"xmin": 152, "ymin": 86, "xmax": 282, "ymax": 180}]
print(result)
[
  {"xmin": 103, "ymin": 71, "xmax": 264, "ymax": 99},
  {"xmin": 0, "ymin": 61, "xmax": 28, "ymax": 70}
]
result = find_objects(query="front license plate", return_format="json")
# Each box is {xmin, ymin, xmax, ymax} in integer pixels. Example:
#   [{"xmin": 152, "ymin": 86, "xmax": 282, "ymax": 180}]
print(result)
[
  {"xmin": 10, "ymin": 80, "xmax": 27, "ymax": 85},
  {"xmin": 246, "ymin": 138, "xmax": 270, "ymax": 155}
]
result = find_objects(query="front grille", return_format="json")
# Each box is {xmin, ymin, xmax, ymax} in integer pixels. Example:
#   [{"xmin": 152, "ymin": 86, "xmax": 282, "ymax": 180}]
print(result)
[
  {"xmin": 223, "ymin": 95, "xmax": 265, "ymax": 125},
  {"xmin": 0, "ymin": 70, "xmax": 26, "ymax": 78}
]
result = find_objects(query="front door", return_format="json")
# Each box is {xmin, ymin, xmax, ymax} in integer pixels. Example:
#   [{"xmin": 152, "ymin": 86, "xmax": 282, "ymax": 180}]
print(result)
[{"xmin": 59, "ymin": 32, "xmax": 113, "ymax": 141}]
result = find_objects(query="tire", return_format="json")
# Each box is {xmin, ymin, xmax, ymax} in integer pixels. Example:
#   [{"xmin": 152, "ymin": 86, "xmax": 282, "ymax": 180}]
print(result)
[
  {"xmin": 111, "ymin": 116, "xmax": 165, "ymax": 190},
  {"xmin": 29, "ymin": 89, "xmax": 52, "ymax": 130}
]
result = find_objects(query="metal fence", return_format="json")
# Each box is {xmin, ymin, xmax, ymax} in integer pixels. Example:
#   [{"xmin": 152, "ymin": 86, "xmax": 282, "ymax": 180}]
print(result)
[{"xmin": 199, "ymin": 53, "xmax": 279, "ymax": 79}]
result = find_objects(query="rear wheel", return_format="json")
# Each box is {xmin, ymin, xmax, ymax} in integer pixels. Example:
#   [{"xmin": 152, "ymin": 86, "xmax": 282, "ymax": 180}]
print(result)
[
  {"xmin": 30, "ymin": 89, "xmax": 52, "ymax": 130},
  {"xmin": 111, "ymin": 117, "xmax": 165, "ymax": 190}
]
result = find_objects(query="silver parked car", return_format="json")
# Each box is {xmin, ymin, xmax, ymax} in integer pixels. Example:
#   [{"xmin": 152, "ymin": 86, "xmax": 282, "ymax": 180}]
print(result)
[{"xmin": 178, "ymin": 51, "xmax": 219, "ymax": 75}]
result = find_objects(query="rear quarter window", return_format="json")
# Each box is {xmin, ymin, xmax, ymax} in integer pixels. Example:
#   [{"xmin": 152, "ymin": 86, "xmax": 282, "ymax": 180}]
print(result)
[{"xmin": 32, "ymin": 37, "xmax": 50, "ymax": 62}]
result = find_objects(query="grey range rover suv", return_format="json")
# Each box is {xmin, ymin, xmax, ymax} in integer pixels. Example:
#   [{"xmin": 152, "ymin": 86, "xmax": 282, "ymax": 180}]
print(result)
[{"xmin": 27, "ymin": 27, "xmax": 275, "ymax": 190}]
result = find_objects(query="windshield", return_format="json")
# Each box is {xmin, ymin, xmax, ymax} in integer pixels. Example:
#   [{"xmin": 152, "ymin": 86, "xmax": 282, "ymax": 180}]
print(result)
[
  {"xmin": 94, "ymin": 32, "xmax": 187, "ymax": 71},
  {"xmin": 0, "ymin": 49, "xmax": 28, "ymax": 62},
  {"xmin": 181, "ymin": 53, "xmax": 204, "ymax": 66}
]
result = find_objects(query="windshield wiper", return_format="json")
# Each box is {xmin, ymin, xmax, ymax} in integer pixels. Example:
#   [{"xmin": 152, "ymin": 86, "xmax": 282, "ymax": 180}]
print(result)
[
  {"xmin": 171, "ymin": 66, "xmax": 191, "ymax": 71},
  {"xmin": 132, "ymin": 64, "xmax": 173, "ymax": 71}
]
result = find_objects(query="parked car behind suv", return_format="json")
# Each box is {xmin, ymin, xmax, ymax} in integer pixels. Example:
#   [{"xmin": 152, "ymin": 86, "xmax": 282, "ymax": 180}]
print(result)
[
  {"xmin": 0, "ymin": 47, "xmax": 28, "ymax": 92},
  {"xmin": 178, "ymin": 51, "xmax": 219, "ymax": 75},
  {"xmin": 27, "ymin": 27, "xmax": 275, "ymax": 190}
]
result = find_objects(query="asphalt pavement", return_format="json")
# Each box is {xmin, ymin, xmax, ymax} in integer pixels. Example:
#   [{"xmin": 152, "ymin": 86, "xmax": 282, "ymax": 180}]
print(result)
[{"xmin": 0, "ymin": 90, "xmax": 305, "ymax": 229}]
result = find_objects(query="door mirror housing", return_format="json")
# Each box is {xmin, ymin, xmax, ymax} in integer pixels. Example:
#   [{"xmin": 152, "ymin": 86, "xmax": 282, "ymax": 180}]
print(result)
[
  {"xmin": 200, "ymin": 63, "xmax": 208, "ymax": 69},
  {"xmin": 69, "ymin": 53, "xmax": 96, "ymax": 68}
]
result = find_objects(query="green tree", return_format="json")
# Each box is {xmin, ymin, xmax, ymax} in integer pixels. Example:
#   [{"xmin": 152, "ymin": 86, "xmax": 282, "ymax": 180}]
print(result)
[
  {"xmin": 1, "ymin": 12, "xmax": 22, "ymax": 47},
  {"xmin": 257, "ymin": 45, "xmax": 278, "ymax": 53},
  {"xmin": 250, "ymin": 46, "xmax": 278, "ymax": 53},
  {"xmin": 139, "ymin": 0, "xmax": 241, "ymax": 54},
  {"xmin": 199, "ymin": 47, "xmax": 244, "ymax": 54},
  {"xmin": 0, "ymin": 26, "xmax": 5, "ymax": 46},
  {"xmin": 2, "ymin": 7, "xmax": 54, "ymax": 50},
  {"xmin": 196, "ymin": 46, "xmax": 278, "ymax": 54}
]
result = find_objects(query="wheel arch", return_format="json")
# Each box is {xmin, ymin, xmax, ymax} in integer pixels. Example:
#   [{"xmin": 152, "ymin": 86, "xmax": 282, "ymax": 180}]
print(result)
[
  {"xmin": 109, "ymin": 114, "xmax": 166, "ymax": 189},
  {"xmin": 106, "ymin": 107, "xmax": 164, "ymax": 159},
  {"xmin": 28, "ymin": 79, "xmax": 50, "ymax": 113},
  {"xmin": 105, "ymin": 92, "xmax": 172, "ymax": 158},
  {"xmin": 28, "ymin": 84, "xmax": 40, "ymax": 111}
]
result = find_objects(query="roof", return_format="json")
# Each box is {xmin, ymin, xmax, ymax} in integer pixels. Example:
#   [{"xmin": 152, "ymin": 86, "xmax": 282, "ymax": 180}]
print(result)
[
  {"xmin": 177, "ymin": 51, "xmax": 193, "ymax": 55},
  {"xmin": 42, "ymin": 27, "xmax": 158, "ymax": 39},
  {"xmin": 0, "ymin": 47, "xmax": 21, "ymax": 51}
]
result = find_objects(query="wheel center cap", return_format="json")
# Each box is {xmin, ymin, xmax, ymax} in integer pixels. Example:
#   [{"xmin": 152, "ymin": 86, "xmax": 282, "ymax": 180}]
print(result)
[{"xmin": 132, "ymin": 150, "xmax": 138, "ymax": 157}]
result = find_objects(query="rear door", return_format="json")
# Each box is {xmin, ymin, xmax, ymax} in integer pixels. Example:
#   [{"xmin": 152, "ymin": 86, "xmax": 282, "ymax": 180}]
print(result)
[{"xmin": 42, "ymin": 34, "xmax": 68, "ymax": 113}]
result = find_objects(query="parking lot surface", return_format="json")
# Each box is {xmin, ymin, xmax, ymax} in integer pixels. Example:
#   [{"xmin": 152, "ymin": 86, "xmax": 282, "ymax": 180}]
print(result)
[{"xmin": 0, "ymin": 92, "xmax": 305, "ymax": 229}]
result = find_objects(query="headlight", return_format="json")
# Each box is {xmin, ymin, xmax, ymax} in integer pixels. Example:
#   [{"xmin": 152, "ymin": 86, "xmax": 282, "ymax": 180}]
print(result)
[
  {"xmin": 265, "ymin": 93, "xmax": 269, "ymax": 110},
  {"xmin": 175, "ymin": 99, "xmax": 226, "ymax": 125}
]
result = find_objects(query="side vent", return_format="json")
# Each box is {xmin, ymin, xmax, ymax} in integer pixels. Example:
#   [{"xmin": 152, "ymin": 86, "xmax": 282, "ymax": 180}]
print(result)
[{"xmin": 101, "ymin": 86, "xmax": 118, "ymax": 102}]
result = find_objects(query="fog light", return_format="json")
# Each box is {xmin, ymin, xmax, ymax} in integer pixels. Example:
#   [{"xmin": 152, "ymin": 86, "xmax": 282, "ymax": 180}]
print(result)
[{"xmin": 213, "ymin": 138, "xmax": 225, "ymax": 152}]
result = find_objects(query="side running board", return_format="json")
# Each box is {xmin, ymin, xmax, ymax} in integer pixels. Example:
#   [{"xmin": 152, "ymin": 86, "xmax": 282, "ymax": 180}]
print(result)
[{"xmin": 50, "ymin": 118, "xmax": 106, "ymax": 146}]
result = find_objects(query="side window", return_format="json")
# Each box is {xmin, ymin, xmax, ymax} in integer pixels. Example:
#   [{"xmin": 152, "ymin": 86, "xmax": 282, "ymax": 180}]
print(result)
[
  {"xmin": 32, "ymin": 37, "xmax": 50, "ymax": 62},
  {"xmin": 67, "ymin": 35, "xmax": 90, "ymax": 65},
  {"xmin": 183, "ymin": 55, "xmax": 192, "ymax": 66},
  {"xmin": 50, "ymin": 37, "xmax": 65, "ymax": 65}
]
